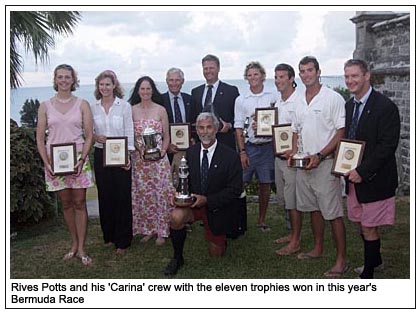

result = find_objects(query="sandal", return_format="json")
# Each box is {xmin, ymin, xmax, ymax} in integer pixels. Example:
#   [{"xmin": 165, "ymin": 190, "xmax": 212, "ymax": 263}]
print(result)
[
  {"xmin": 274, "ymin": 236, "xmax": 291, "ymax": 244},
  {"xmin": 63, "ymin": 251, "xmax": 76, "ymax": 261},
  {"xmin": 257, "ymin": 224, "xmax": 271, "ymax": 232},
  {"xmin": 76, "ymin": 253, "xmax": 92, "ymax": 266}
]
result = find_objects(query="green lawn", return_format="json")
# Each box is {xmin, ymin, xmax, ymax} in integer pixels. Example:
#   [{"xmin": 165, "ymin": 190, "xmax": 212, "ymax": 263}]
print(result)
[{"xmin": 10, "ymin": 197, "xmax": 410, "ymax": 279}]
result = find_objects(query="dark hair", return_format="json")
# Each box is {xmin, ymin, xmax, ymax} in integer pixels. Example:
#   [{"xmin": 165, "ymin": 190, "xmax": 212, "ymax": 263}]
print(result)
[
  {"xmin": 344, "ymin": 59, "xmax": 370, "ymax": 74},
  {"xmin": 128, "ymin": 76, "xmax": 163, "ymax": 106},
  {"xmin": 299, "ymin": 56, "xmax": 320, "ymax": 71},
  {"xmin": 53, "ymin": 64, "xmax": 79, "ymax": 91},
  {"xmin": 202, "ymin": 54, "xmax": 220, "ymax": 68},
  {"xmin": 94, "ymin": 70, "xmax": 124, "ymax": 100},
  {"xmin": 274, "ymin": 63, "xmax": 297, "ymax": 88}
]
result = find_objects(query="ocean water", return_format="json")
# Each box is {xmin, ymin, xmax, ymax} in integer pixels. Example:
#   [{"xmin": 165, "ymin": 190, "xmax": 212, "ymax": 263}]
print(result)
[{"xmin": 9, "ymin": 76, "xmax": 345, "ymax": 125}]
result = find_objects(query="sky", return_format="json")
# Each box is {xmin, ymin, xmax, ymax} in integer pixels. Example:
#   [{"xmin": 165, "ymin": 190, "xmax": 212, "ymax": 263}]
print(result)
[{"xmin": 11, "ymin": 7, "xmax": 360, "ymax": 88}]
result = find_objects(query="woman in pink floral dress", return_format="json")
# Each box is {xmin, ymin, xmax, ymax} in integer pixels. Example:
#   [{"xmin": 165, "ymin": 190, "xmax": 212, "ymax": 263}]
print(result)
[
  {"xmin": 36, "ymin": 64, "xmax": 95, "ymax": 266},
  {"xmin": 128, "ymin": 76, "xmax": 175, "ymax": 246}
]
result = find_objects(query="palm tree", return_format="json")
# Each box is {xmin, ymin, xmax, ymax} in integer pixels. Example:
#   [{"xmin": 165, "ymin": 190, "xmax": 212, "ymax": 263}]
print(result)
[{"xmin": 10, "ymin": 11, "xmax": 81, "ymax": 89}]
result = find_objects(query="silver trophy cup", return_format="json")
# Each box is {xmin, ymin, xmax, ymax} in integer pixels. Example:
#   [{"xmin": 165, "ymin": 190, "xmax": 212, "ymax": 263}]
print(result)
[
  {"xmin": 291, "ymin": 124, "xmax": 309, "ymax": 168},
  {"xmin": 141, "ymin": 125, "xmax": 162, "ymax": 161},
  {"xmin": 174, "ymin": 156, "xmax": 194, "ymax": 207}
]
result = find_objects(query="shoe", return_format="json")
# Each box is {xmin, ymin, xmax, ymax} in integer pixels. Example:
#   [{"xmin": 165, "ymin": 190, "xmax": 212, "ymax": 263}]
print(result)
[
  {"xmin": 63, "ymin": 251, "xmax": 76, "ymax": 261},
  {"xmin": 257, "ymin": 224, "xmax": 271, "ymax": 232},
  {"xmin": 76, "ymin": 254, "xmax": 92, "ymax": 266},
  {"xmin": 275, "ymin": 245, "xmax": 301, "ymax": 256},
  {"xmin": 274, "ymin": 236, "xmax": 291, "ymax": 244},
  {"xmin": 155, "ymin": 237, "xmax": 166, "ymax": 246},
  {"xmin": 140, "ymin": 234, "xmax": 154, "ymax": 243},
  {"xmin": 353, "ymin": 263, "xmax": 385, "ymax": 275},
  {"xmin": 323, "ymin": 263, "xmax": 350, "ymax": 278},
  {"xmin": 164, "ymin": 258, "xmax": 184, "ymax": 276},
  {"xmin": 185, "ymin": 223, "xmax": 193, "ymax": 233},
  {"xmin": 297, "ymin": 252, "xmax": 322, "ymax": 260}
]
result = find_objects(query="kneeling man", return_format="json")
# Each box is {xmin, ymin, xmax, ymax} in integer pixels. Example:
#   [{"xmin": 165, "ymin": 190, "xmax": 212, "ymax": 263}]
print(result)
[{"xmin": 164, "ymin": 112, "xmax": 243, "ymax": 276}]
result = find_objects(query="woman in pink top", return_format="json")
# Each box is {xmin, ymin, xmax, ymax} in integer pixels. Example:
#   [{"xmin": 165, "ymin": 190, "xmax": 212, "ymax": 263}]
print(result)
[{"xmin": 36, "ymin": 64, "xmax": 94, "ymax": 266}]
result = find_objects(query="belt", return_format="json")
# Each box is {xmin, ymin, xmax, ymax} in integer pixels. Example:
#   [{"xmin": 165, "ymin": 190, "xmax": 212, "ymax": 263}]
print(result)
[{"xmin": 246, "ymin": 141, "xmax": 271, "ymax": 147}]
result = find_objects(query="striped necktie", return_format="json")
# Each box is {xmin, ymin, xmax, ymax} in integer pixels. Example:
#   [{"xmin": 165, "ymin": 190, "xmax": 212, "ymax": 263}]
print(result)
[
  {"xmin": 173, "ymin": 96, "xmax": 182, "ymax": 123},
  {"xmin": 348, "ymin": 100, "xmax": 362, "ymax": 140}
]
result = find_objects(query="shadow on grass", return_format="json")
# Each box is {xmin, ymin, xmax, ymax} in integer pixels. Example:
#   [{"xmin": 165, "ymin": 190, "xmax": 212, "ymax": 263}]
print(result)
[{"xmin": 10, "ymin": 197, "xmax": 410, "ymax": 279}]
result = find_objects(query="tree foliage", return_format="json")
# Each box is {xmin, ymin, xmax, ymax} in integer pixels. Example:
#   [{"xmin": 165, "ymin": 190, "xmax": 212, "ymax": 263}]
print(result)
[
  {"xmin": 20, "ymin": 98, "xmax": 40, "ymax": 128},
  {"xmin": 10, "ymin": 11, "xmax": 81, "ymax": 88},
  {"xmin": 10, "ymin": 125, "xmax": 55, "ymax": 225},
  {"xmin": 334, "ymin": 86, "xmax": 351, "ymax": 102}
]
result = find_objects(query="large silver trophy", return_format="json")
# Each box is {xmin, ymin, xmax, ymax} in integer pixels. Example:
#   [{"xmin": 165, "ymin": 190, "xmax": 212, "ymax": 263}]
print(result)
[
  {"xmin": 174, "ymin": 156, "xmax": 194, "ymax": 207},
  {"xmin": 291, "ymin": 124, "xmax": 309, "ymax": 168},
  {"xmin": 141, "ymin": 125, "xmax": 162, "ymax": 161}
]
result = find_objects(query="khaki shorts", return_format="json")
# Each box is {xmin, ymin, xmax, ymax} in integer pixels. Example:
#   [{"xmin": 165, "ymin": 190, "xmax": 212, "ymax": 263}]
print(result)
[
  {"xmin": 274, "ymin": 157, "xmax": 297, "ymax": 210},
  {"xmin": 296, "ymin": 159, "xmax": 343, "ymax": 220}
]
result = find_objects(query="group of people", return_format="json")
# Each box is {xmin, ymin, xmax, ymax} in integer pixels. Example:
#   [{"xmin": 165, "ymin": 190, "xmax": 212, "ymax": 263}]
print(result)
[{"xmin": 36, "ymin": 54, "xmax": 400, "ymax": 280}]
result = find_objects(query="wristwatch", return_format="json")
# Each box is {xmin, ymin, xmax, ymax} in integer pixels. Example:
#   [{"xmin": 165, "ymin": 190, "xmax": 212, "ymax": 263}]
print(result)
[{"xmin": 316, "ymin": 152, "xmax": 325, "ymax": 162}]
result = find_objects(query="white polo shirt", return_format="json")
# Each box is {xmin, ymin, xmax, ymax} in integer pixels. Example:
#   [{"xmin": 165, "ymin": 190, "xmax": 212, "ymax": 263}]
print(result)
[
  {"xmin": 234, "ymin": 87, "xmax": 278, "ymax": 144},
  {"xmin": 90, "ymin": 97, "xmax": 135, "ymax": 150},
  {"xmin": 293, "ymin": 85, "xmax": 345, "ymax": 155},
  {"xmin": 276, "ymin": 89, "xmax": 302, "ymax": 125}
]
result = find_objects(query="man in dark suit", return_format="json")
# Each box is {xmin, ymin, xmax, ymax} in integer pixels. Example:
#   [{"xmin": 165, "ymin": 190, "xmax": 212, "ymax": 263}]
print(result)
[
  {"xmin": 190, "ymin": 54, "xmax": 240, "ymax": 150},
  {"xmin": 164, "ymin": 112, "xmax": 243, "ymax": 276},
  {"xmin": 343, "ymin": 59, "xmax": 400, "ymax": 279},
  {"xmin": 161, "ymin": 67, "xmax": 192, "ymax": 165}
]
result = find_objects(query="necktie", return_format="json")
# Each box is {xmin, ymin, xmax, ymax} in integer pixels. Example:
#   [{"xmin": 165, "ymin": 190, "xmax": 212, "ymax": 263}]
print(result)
[
  {"xmin": 203, "ymin": 85, "xmax": 213, "ymax": 112},
  {"xmin": 173, "ymin": 96, "xmax": 182, "ymax": 123},
  {"xmin": 348, "ymin": 100, "xmax": 362, "ymax": 140},
  {"xmin": 201, "ymin": 149, "xmax": 209, "ymax": 194}
]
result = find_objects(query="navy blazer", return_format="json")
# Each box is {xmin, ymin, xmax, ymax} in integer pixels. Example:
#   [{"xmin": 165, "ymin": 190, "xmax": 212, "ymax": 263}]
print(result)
[
  {"xmin": 190, "ymin": 81, "xmax": 239, "ymax": 149},
  {"xmin": 161, "ymin": 92, "xmax": 192, "ymax": 124},
  {"xmin": 186, "ymin": 142, "xmax": 242, "ymax": 235},
  {"xmin": 345, "ymin": 89, "xmax": 400, "ymax": 203}
]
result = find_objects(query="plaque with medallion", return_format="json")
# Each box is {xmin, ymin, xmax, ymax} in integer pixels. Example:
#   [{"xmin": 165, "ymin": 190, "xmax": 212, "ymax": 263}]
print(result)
[
  {"xmin": 50, "ymin": 142, "xmax": 77, "ymax": 175},
  {"xmin": 103, "ymin": 136, "xmax": 128, "ymax": 167}
]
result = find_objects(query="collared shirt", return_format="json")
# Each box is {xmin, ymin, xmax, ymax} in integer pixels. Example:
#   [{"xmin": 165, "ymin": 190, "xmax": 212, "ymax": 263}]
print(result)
[
  {"xmin": 90, "ymin": 97, "xmax": 135, "ymax": 150},
  {"xmin": 293, "ymin": 85, "xmax": 345, "ymax": 155},
  {"xmin": 201, "ymin": 80, "xmax": 220, "ymax": 107},
  {"xmin": 353, "ymin": 86, "xmax": 372, "ymax": 120},
  {"xmin": 168, "ymin": 90, "xmax": 186, "ymax": 123},
  {"xmin": 200, "ymin": 140, "xmax": 217, "ymax": 168},
  {"xmin": 276, "ymin": 89, "xmax": 302, "ymax": 125},
  {"xmin": 234, "ymin": 86, "xmax": 278, "ymax": 144}
]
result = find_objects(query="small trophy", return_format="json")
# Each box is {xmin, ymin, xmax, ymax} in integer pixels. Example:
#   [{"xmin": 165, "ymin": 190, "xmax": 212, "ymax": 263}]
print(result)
[
  {"xmin": 243, "ymin": 116, "xmax": 250, "ymax": 138},
  {"xmin": 291, "ymin": 124, "xmax": 309, "ymax": 168},
  {"xmin": 174, "ymin": 156, "xmax": 194, "ymax": 207},
  {"xmin": 141, "ymin": 125, "xmax": 162, "ymax": 161}
]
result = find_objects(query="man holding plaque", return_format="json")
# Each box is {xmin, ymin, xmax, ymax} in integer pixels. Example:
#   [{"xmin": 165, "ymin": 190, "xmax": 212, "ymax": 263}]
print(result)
[
  {"xmin": 234, "ymin": 61, "xmax": 278, "ymax": 232},
  {"xmin": 271, "ymin": 64, "xmax": 302, "ymax": 256},
  {"xmin": 164, "ymin": 112, "xmax": 243, "ymax": 276},
  {"xmin": 343, "ymin": 59, "xmax": 400, "ymax": 279},
  {"xmin": 292, "ymin": 56, "xmax": 347, "ymax": 277},
  {"xmin": 161, "ymin": 67, "xmax": 192, "ymax": 165}
]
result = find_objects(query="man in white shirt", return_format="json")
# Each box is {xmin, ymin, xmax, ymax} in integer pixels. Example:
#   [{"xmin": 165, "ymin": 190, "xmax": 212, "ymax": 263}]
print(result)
[
  {"xmin": 234, "ymin": 61, "xmax": 277, "ymax": 232},
  {"xmin": 271, "ymin": 64, "xmax": 301, "ymax": 256},
  {"xmin": 292, "ymin": 56, "xmax": 348, "ymax": 277}
]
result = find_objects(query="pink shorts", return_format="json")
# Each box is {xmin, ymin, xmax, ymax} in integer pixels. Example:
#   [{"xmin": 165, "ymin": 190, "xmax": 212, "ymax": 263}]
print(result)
[{"xmin": 347, "ymin": 183, "xmax": 395, "ymax": 227}]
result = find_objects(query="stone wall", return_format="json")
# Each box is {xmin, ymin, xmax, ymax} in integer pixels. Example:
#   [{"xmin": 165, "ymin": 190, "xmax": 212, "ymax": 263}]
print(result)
[{"xmin": 351, "ymin": 12, "xmax": 410, "ymax": 194}]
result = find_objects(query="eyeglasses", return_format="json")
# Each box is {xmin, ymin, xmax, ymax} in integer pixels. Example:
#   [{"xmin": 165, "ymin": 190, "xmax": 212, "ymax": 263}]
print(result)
[
  {"xmin": 56, "ymin": 64, "xmax": 73, "ymax": 70},
  {"xmin": 103, "ymin": 70, "xmax": 117, "ymax": 79}
]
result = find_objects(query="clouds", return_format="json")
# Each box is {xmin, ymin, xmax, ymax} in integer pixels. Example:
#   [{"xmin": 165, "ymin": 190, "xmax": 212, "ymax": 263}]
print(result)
[{"xmin": 17, "ymin": 9, "xmax": 356, "ymax": 87}]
